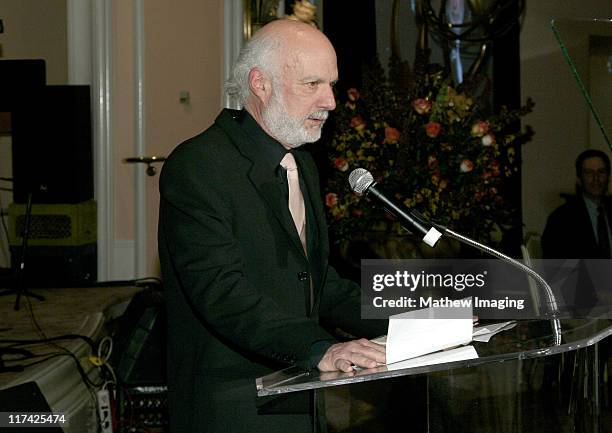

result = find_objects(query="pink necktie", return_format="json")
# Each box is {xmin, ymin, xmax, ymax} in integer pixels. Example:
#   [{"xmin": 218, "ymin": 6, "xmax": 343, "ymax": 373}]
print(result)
[{"xmin": 280, "ymin": 153, "xmax": 307, "ymax": 252}]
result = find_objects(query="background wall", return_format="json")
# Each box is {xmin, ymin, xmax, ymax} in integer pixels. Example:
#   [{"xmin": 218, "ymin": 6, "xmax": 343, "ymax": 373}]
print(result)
[
  {"xmin": 0, "ymin": 0, "xmax": 68, "ymax": 84},
  {"xmin": 589, "ymin": 37, "xmax": 612, "ymax": 156},
  {"xmin": 520, "ymin": 2, "xmax": 612, "ymax": 239}
]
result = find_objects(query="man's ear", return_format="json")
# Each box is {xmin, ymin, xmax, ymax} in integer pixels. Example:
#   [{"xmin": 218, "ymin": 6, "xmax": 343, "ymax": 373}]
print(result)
[{"xmin": 248, "ymin": 68, "xmax": 272, "ymax": 104}]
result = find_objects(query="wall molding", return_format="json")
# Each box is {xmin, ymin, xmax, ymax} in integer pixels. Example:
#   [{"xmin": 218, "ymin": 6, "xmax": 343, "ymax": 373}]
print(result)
[
  {"xmin": 66, "ymin": 0, "xmax": 92, "ymax": 85},
  {"xmin": 223, "ymin": 0, "xmax": 244, "ymax": 109},
  {"xmin": 111, "ymin": 239, "xmax": 136, "ymax": 280},
  {"xmin": 90, "ymin": 0, "xmax": 114, "ymax": 281}
]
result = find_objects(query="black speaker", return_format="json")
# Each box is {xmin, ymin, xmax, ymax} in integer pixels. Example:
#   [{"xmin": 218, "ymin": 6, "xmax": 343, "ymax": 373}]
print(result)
[
  {"xmin": 11, "ymin": 85, "xmax": 93, "ymax": 204},
  {"xmin": 9, "ymin": 244, "xmax": 97, "ymax": 287}
]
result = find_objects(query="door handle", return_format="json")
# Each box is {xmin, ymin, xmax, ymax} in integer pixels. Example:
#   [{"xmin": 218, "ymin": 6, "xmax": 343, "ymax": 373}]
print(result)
[{"xmin": 124, "ymin": 156, "xmax": 167, "ymax": 176}]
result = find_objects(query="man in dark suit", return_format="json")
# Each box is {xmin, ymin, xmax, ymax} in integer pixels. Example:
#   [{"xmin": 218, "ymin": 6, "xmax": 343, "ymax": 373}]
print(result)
[
  {"xmin": 158, "ymin": 19, "xmax": 386, "ymax": 433},
  {"xmin": 541, "ymin": 149, "xmax": 611, "ymax": 314},
  {"xmin": 542, "ymin": 149, "xmax": 612, "ymax": 259}
]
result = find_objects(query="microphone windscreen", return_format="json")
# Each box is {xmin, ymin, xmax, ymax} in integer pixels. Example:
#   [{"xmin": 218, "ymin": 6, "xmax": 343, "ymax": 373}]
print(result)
[{"xmin": 348, "ymin": 168, "xmax": 374, "ymax": 194}]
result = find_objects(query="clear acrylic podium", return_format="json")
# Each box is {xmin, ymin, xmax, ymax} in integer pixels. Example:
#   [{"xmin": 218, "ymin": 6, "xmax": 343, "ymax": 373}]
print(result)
[
  {"xmin": 256, "ymin": 16, "xmax": 612, "ymax": 432},
  {"xmin": 257, "ymin": 316, "xmax": 612, "ymax": 432}
]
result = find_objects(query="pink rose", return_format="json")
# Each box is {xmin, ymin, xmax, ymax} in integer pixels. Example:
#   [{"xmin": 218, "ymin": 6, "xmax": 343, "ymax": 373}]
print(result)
[
  {"xmin": 412, "ymin": 98, "xmax": 432, "ymax": 115},
  {"xmin": 460, "ymin": 159, "xmax": 474, "ymax": 173},
  {"xmin": 471, "ymin": 121, "xmax": 490, "ymax": 137},
  {"xmin": 350, "ymin": 115, "xmax": 366, "ymax": 131},
  {"xmin": 347, "ymin": 88, "xmax": 360, "ymax": 102},
  {"xmin": 481, "ymin": 133, "xmax": 495, "ymax": 146},
  {"xmin": 384, "ymin": 126, "xmax": 401, "ymax": 143},
  {"xmin": 425, "ymin": 121, "xmax": 442, "ymax": 138},
  {"xmin": 325, "ymin": 192, "xmax": 338, "ymax": 208},
  {"xmin": 333, "ymin": 157, "xmax": 349, "ymax": 172}
]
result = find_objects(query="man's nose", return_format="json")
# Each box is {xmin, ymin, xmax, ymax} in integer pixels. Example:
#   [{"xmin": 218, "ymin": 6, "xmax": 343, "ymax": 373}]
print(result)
[{"xmin": 319, "ymin": 84, "xmax": 336, "ymax": 110}]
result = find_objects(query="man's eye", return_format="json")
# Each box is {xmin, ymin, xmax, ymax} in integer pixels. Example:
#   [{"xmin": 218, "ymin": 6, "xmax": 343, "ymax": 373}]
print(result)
[{"xmin": 305, "ymin": 82, "xmax": 318, "ymax": 88}]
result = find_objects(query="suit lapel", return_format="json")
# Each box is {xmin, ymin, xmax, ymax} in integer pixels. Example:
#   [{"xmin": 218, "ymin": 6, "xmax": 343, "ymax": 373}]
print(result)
[
  {"xmin": 248, "ymin": 160, "xmax": 308, "ymax": 257},
  {"xmin": 215, "ymin": 110, "xmax": 307, "ymax": 258}
]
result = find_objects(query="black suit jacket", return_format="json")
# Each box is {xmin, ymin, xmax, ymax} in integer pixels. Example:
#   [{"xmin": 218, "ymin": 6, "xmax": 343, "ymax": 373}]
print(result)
[
  {"xmin": 158, "ymin": 109, "xmax": 383, "ymax": 433},
  {"xmin": 542, "ymin": 195, "xmax": 612, "ymax": 259}
]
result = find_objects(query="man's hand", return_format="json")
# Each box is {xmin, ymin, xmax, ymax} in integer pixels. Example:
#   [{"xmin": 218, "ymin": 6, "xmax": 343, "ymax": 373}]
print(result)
[{"xmin": 317, "ymin": 338, "xmax": 386, "ymax": 372}]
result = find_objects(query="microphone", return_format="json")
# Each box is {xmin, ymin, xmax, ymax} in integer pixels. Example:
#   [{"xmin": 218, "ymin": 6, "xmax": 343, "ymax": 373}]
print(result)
[
  {"xmin": 348, "ymin": 168, "xmax": 443, "ymax": 247},
  {"xmin": 348, "ymin": 169, "xmax": 562, "ymax": 343}
]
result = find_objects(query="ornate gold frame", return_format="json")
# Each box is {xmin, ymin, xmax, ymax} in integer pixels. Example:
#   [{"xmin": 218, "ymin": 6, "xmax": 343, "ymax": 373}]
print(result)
[{"xmin": 243, "ymin": 0, "xmax": 282, "ymax": 40}]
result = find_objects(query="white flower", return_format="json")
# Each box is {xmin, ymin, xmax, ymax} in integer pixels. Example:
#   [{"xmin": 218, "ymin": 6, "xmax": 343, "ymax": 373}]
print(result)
[{"xmin": 481, "ymin": 134, "xmax": 494, "ymax": 146}]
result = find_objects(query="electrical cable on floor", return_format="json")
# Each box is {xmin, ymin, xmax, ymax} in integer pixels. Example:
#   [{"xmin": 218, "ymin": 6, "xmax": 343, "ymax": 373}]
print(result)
[
  {"xmin": 0, "ymin": 208, "xmax": 9, "ymax": 248},
  {"xmin": 0, "ymin": 334, "xmax": 96, "ymax": 349},
  {"xmin": 13, "ymin": 295, "xmax": 107, "ymax": 412},
  {"xmin": 97, "ymin": 335, "xmax": 118, "ymax": 387},
  {"xmin": 0, "ymin": 195, "xmax": 11, "ymax": 261}
]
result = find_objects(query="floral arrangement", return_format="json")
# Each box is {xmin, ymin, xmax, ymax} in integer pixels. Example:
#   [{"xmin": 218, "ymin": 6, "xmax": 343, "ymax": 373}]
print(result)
[{"xmin": 324, "ymin": 61, "xmax": 534, "ymax": 249}]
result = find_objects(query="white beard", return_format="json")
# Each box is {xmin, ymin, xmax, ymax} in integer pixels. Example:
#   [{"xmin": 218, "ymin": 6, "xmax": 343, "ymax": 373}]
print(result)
[{"xmin": 262, "ymin": 91, "xmax": 328, "ymax": 148}]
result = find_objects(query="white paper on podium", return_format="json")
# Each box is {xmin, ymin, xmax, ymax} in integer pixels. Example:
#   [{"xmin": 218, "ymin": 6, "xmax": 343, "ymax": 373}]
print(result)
[
  {"xmin": 386, "ymin": 345, "xmax": 478, "ymax": 371},
  {"xmin": 385, "ymin": 303, "xmax": 473, "ymax": 364},
  {"xmin": 472, "ymin": 321, "xmax": 516, "ymax": 342}
]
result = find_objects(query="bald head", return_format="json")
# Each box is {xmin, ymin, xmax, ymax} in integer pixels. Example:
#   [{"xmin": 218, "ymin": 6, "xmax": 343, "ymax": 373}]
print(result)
[
  {"xmin": 255, "ymin": 18, "xmax": 324, "ymax": 40},
  {"xmin": 256, "ymin": 19, "xmax": 335, "ymax": 61}
]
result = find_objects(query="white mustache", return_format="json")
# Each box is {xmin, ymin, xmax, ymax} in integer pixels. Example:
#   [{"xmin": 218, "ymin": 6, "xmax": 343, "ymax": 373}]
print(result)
[{"xmin": 308, "ymin": 111, "xmax": 329, "ymax": 120}]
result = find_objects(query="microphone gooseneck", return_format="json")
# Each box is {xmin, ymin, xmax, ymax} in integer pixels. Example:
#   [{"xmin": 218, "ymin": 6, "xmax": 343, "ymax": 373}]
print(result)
[{"xmin": 348, "ymin": 167, "xmax": 562, "ymax": 345}]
